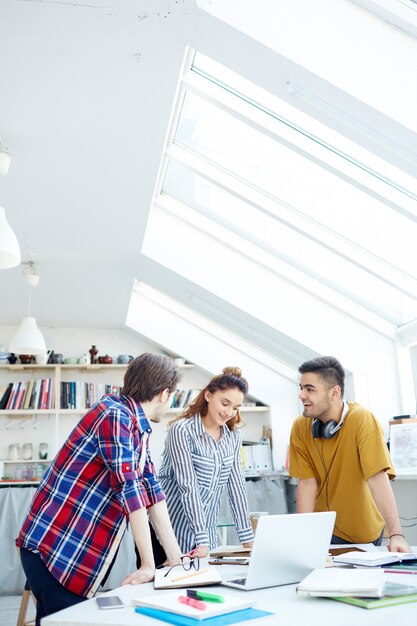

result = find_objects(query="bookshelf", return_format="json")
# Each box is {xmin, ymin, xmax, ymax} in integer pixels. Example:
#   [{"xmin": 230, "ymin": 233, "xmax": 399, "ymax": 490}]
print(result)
[
  {"xmin": 0, "ymin": 362, "xmax": 272, "ymax": 482},
  {"xmin": 0, "ymin": 363, "xmax": 128, "ymax": 483}
]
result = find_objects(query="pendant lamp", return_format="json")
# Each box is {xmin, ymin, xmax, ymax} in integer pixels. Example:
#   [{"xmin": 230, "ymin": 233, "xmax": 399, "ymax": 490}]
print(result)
[
  {"xmin": 0, "ymin": 147, "xmax": 12, "ymax": 175},
  {"xmin": 9, "ymin": 262, "xmax": 47, "ymax": 355},
  {"xmin": 0, "ymin": 206, "xmax": 21, "ymax": 269}
]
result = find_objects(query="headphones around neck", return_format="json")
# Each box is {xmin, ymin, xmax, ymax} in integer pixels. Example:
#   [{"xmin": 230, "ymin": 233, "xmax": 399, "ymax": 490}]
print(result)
[{"xmin": 312, "ymin": 401, "xmax": 349, "ymax": 439}]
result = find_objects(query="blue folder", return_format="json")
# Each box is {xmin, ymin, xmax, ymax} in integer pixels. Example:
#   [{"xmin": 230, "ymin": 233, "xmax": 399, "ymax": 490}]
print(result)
[{"xmin": 134, "ymin": 607, "xmax": 273, "ymax": 626}]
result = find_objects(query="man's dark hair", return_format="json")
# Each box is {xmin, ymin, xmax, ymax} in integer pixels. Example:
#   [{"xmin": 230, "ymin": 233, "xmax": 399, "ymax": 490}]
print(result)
[
  {"xmin": 298, "ymin": 356, "xmax": 345, "ymax": 396},
  {"xmin": 122, "ymin": 353, "xmax": 181, "ymax": 403}
]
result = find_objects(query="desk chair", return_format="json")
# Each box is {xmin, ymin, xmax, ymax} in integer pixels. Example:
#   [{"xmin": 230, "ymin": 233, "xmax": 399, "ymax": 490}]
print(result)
[{"xmin": 16, "ymin": 579, "xmax": 36, "ymax": 626}]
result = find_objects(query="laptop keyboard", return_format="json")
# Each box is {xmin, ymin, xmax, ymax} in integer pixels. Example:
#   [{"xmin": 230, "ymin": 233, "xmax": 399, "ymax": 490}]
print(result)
[{"xmin": 229, "ymin": 578, "xmax": 247, "ymax": 586}]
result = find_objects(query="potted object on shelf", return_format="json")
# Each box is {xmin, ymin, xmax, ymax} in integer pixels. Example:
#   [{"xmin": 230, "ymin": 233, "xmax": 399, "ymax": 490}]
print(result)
[
  {"xmin": 19, "ymin": 354, "xmax": 33, "ymax": 364},
  {"xmin": 98, "ymin": 354, "xmax": 112, "ymax": 364},
  {"xmin": 89, "ymin": 345, "xmax": 98, "ymax": 364},
  {"xmin": 117, "ymin": 354, "xmax": 133, "ymax": 364}
]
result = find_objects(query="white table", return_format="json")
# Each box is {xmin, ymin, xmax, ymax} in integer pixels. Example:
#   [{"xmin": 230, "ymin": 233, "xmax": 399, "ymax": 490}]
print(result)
[{"xmin": 41, "ymin": 566, "xmax": 417, "ymax": 626}]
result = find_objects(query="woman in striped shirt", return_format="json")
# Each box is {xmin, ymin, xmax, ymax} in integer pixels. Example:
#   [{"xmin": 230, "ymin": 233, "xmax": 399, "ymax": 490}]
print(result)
[{"xmin": 158, "ymin": 367, "xmax": 254, "ymax": 557}]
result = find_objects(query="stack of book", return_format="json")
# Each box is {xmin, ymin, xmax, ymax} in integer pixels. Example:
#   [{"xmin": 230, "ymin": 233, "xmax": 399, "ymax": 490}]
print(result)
[
  {"xmin": 133, "ymin": 589, "xmax": 273, "ymax": 625},
  {"xmin": 170, "ymin": 389, "xmax": 201, "ymax": 410},
  {"xmin": 297, "ymin": 551, "xmax": 417, "ymax": 610},
  {"xmin": 0, "ymin": 379, "xmax": 55, "ymax": 410},
  {"xmin": 60, "ymin": 382, "xmax": 122, "ymax": 409}
]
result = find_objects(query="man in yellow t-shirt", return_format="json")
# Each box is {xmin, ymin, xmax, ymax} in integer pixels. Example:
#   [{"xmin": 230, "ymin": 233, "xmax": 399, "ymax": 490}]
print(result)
[{"xmin": 289, "ymin": 356, "xmax": 410, "ymax": 552}]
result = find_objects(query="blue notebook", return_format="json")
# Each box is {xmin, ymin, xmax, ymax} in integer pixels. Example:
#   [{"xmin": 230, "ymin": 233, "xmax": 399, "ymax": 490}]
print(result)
[{"xmin": 134, "ymin": 607, "xmax": 273, "ymax": 626}]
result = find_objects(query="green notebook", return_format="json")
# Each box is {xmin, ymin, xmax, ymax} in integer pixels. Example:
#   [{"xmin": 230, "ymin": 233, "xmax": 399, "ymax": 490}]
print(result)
[{"xmin": 332, "ymin": 582, "xmax": 417, "ymax": 610}]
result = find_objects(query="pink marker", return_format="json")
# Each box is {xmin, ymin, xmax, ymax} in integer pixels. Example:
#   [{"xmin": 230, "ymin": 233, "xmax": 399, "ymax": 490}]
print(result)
[
  {"xmin": 178, "ymin": 595, "xmax": 207, "ymax": 610},
  {"xmin": 188, "ymin": 548, "xmax": 199, "ymax": 557}
]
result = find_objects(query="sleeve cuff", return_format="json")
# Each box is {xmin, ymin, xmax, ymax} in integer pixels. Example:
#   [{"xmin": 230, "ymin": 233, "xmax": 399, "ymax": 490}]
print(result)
[
  {"xmin": 194, "ymin": 531, "xmax": 210, "ymax": 546},
  {"xmin": 237, "ymin": 526, "xmax": 255, "ymax": 543}
]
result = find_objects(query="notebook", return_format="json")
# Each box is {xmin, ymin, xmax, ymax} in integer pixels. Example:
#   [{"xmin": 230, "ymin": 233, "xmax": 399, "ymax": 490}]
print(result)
[
  {"xmin": 333, "ymin": 550, "xmax": 417, "ymax": 567},
  {"xmin": 134, "ymin": 607, "xmax": 273, "ymax": 626},
  {"xmin": 296, "ymin": 567, "xmax": 385, "ymax": 597},
  {"xmin": 154, "ymin": 565, "xmax": 222, "ymax": 589},
  {"xmin": 133, "ymin": 591, "xmax": 253, "ymax": 620},
  {"xmin": 222, "ymin": 511, "xmax": 336, "ymax": 591},
  {"xmin": 331, "ymin": 582, "xmax": 417, "ymax": 609}
]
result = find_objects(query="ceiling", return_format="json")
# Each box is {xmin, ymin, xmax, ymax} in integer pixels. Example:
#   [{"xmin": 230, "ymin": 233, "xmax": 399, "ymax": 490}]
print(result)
[
  {"xmin": 1, "ymin": 0, "xmax": 417, "ymax": 366},
  {"xmin": 0, "ymin": 0, "xmax": 184, "ymax": 329}
]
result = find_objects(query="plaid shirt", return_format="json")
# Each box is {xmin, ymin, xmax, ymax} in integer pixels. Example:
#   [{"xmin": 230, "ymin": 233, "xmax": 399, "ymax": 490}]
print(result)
[{"xmin": 16, "ymin": 395, "xmax": 165, "ymax": 597}]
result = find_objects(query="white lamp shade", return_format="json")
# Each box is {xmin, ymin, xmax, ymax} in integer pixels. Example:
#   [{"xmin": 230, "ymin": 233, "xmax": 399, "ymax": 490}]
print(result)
[
  {"xmin": 0, "ymin": 150, "xmax": 11, "ymax": 175},
  {"xmin": 9, "ymin": 317, "xmax": 47, "ymax": 355},
  {"xmin": 0, "ymin": 206, "xmax": 21, "ymax": 268}
]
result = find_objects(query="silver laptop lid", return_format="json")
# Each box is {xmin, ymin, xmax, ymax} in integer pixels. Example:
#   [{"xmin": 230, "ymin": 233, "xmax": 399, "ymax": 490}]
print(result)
[{"xmin": 224, "ymin": 511, "xmax": 336, "ymax": 591}]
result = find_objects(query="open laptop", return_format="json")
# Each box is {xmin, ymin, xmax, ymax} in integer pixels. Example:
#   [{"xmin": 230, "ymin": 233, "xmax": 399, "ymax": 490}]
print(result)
[{"xmin": 222, "ymin": 511, "xmax": 336, "ymax": 591}]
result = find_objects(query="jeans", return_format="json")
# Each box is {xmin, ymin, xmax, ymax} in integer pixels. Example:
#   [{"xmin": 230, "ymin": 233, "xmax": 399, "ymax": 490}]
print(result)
[{"xmin": 20, "ymin": 547, "xmax": 86, "ymax": 626}]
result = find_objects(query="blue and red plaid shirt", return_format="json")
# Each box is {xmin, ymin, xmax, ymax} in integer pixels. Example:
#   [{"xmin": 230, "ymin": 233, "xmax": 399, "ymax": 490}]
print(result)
[{"xmin": 16, "ymin": 395, "xmax": 165, "ymax": 597}]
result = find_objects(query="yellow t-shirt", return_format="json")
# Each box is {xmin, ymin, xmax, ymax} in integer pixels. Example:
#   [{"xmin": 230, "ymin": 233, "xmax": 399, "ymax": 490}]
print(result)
[{"xmin": 289, "ymin": 402, "xmax": 395, "ymax": 543}]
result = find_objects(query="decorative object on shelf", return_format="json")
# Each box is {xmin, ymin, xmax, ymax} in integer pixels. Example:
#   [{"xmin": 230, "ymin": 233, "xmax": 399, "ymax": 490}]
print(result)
[
  {"xmin": 51, "ymin": 353, "xmax": 63, "ymax": 364},
  {"xmin": 64, "ymin": 357, "xmax": 78, "ymax": 365},
  {"xmin": 39, "ymin": 442, "xmax": 48, "ymax": 460},
  {"xmin": 19, "ymin": 354, "xmax": 33, "ymax": 364},
  {"xmin": 35, "ymin": 352, "xmax": 48, "ymax": 365},
  {"xmin": 22, "ymin": 443, "xmax": 33, "ymax": 460},
  {"xmin": 118, "ymin": 354, "xmax": 133, "ymax": 364},
  {"xmin": 7, "ymin": 353, "xmax": 17, "ymax": 364},
  {"xmin": 0, "ymin": 349, "xmax": 10, "ymax": 364},
  {"xmin": 79, "ymin": 353, "xmax": 89, "ymax": 364},
  {"xmin": 98, "ymin": 354, "xmax": 112, "ymax": 364},
  {"xmin": 89, "ymin": 345, "xmax": 98, "ymax": 364},
  {"xmin": 9, "ymin": 262, "xmax": 47, "ymax": 355},
  {"xmin": 8, "ymin": 443, "xmax": 20, "ymax": 460}
]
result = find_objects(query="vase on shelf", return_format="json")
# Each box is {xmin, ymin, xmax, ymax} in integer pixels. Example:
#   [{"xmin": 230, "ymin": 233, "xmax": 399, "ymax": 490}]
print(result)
[{"xmin": 89, "ymin": 345, "xmax": 98, "ymax": 364}]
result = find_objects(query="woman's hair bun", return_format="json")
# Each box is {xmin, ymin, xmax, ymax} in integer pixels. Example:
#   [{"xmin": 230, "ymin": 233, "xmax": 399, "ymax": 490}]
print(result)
[{"xmin": 222, "ymin": 366, "xmax": 242, "ymax": 377}]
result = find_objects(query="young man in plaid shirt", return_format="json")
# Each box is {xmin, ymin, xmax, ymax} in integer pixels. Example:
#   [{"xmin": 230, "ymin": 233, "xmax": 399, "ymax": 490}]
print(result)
[{"xmin": 17, "ymin": 353, "xmax": 183, "ymax": 625}]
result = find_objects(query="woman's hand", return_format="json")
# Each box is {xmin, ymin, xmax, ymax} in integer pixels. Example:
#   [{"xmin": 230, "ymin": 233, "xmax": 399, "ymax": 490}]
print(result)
[
  {"xmin": 242, "ymin": 541, "xmax": 253, "ymax": 549},
  {"xmin": 121, "ymin": 565, "xmax": 154, "ymax": 585},
  {"xmin": 189, "ymin": 545, "xmax": 209, "ymax": 558}
]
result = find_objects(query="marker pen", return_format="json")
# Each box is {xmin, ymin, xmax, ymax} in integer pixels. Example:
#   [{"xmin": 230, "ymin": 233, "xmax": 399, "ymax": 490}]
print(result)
[{"xmin": 178, "ymin": 595, "xmax": 207, "ymax": 610}]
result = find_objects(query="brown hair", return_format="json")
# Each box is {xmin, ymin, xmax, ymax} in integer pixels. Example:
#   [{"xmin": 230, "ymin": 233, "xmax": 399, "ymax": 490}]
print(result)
[
  {"xmin": 122, "ymin": 353, "xmax": 181, "ymax": 403},
  {"xmin": 169, "ymin": 366, "xmax": 248, "ymax": 431}
]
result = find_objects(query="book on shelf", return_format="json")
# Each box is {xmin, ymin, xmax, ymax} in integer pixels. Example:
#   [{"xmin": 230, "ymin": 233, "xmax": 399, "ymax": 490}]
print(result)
[
  {"xmin": 170, "ymin": 389, "xmax": 201, "ymax": 409},
  {"xmin": 14, "ymin": 381, "xmax": 28, "ymax": 410},
  {"xmin": 22, "ymin": 380, "xmax": 35, "ymax": 410},
  {"xmin": 333, "ymin": 550, "xmax": 417, "ymax": 567},
  {"xmin": 133, "ymin": 591, "xmax": 254, "ymax": 620},
  {"xmin": 331, "ymin": 581, "xmax": 417, "ymax": 609},
  {"xmin": 154, "ymin": 565, "xmax": 222, "ymax": 590},
  {"xmin": 296, "ymin": 567, "xmax": 385, "ymax": 597},
  {"xmin": 6, "ymin": 381, "xmax": 20, "ymax": 410},
  {"xmin": 0, "ymin": 383, "xmax": 13, "ymax": 409}
]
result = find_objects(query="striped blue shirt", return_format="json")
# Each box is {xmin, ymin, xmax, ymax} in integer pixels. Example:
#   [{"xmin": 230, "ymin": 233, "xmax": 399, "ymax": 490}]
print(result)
[{"xmin": 158, "ymin": 415, "xmax": 254, "ymax": 552}]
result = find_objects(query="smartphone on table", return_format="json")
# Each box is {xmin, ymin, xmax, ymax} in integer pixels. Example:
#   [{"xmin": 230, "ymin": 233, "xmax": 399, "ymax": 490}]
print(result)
[{"xmin": 96, "ymin": 595, "xmax": 124, "ymax": 610}]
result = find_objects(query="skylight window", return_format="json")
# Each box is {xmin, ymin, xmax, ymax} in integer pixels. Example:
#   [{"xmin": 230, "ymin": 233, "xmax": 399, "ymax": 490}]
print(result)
[{"xmin": 145, "ymin": 42, "xmax": 417, "ymax": 327}]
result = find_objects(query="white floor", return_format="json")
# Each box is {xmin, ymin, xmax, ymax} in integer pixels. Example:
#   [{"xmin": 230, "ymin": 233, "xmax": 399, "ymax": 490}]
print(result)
[{"xmin": 0, "ymin": 595, "xmax": 35, "ymax": 626}]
